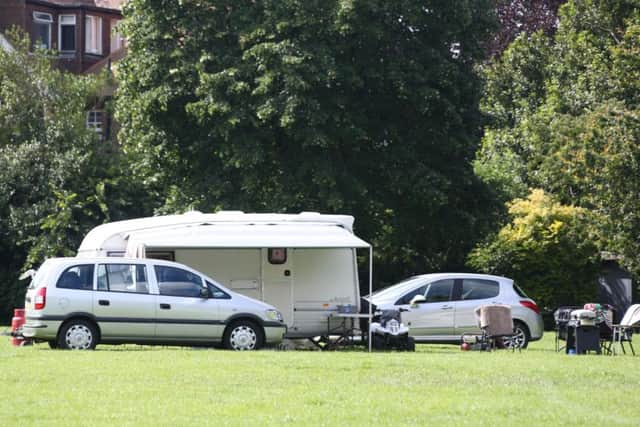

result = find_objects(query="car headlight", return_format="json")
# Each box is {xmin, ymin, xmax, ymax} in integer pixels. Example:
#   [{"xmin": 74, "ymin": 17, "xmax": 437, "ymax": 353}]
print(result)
[{"xmin": 265, "ymin": 309, "xmax": 283, "ymax": 322}]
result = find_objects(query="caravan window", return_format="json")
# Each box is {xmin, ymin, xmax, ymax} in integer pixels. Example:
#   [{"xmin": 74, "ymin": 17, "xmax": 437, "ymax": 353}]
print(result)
[
  {"xmin": 268, "ymin": 248, "xmax": 287, "ymax": 264},
  {"xmin": 147, "ymin": 251, "xmax": 175, "ymax": 261}
]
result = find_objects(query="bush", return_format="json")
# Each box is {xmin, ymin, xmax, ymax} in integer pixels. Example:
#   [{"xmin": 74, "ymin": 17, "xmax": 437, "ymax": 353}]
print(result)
[{"xmin": 467, "ymin": 189, "xmax": 599, "ymax": 310}]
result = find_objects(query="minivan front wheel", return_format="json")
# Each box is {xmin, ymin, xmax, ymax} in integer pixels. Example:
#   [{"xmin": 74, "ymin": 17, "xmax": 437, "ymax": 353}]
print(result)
[
  {"xmin": 224, "ymin": 320, "xmax": 264, "ymax": 351},
  {"xmin": 58, "ymin": 319, "xmax": 98, "ymax": 350},
  {"xmin": 505, "ymin": 320, "xmax": 530, "ymax": 349}
]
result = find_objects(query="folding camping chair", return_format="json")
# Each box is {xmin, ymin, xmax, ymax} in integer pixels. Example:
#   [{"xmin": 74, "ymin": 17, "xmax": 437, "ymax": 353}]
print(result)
[
  {"xmin": 610, "ymin": 304, "xmax": 640, "ymax": 356},
  {"xmin": 472, "ymin": 304, "xmax": 518, "ymax": 351}
]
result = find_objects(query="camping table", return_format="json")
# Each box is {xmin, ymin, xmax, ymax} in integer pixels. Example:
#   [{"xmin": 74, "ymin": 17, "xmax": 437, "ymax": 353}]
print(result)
[{"xmin": 321, "ymin": 313, "xmax": 371, "ymax": 350}]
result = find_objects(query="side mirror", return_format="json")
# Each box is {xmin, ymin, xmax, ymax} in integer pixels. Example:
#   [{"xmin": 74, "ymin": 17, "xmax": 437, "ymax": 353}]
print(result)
[
  {"xmin": 200, "ymin": 287, "xmax": 211, "ymax": 298},
  {"xmin": 410, "ymin": 295, "xmax": 426, "ymax": 307}
]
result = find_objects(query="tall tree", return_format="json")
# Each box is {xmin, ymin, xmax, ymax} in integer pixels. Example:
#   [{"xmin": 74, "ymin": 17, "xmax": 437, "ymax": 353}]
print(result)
[
  {"xmin": 0, "ymin": 30, "xmax": 148, "ymax": 321},
  {"xmin": 490, "ymin": 0, "xmax": 565, "ymax": 57},
  {"xmin": 117, "ymin": 0, "xmax": 497, "ymax": 283},
  {"xmin": 474, "ymin": 0, "xmax": 640, "ymax": 289}
]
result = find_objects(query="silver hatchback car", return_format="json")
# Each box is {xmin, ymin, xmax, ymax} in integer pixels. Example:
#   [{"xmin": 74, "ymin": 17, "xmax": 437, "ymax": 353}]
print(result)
[
  {"xmin": 22, "ymin": 257, "xmax": 286, "ymax": 350},
  {"xmin": 365, "ymin": 273, "xmax": 544, "ymax": 348}
]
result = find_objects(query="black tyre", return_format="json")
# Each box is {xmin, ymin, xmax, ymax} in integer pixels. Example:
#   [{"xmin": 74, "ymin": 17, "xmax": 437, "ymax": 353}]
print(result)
[
  {"xmin": 57, "ymin": 319, "xmax": 98, "ymax": 350},
  {"xmin": 405, "ymin": 336, "xmax": 416, "ymax": 352},
  {"xmin": 372, "ymin": 334, "xmax": 386, "ymax": 350},
  {"xmin": 505, "ymin": 320, "xmax": 530, "ymax": 349},
  {"xmin": 223, "ymin": 320, "xmax": 264, "ymax": 351},
  {"xmin": 47, "ymin": 340, "xmax": 58, "ymax": 349}
]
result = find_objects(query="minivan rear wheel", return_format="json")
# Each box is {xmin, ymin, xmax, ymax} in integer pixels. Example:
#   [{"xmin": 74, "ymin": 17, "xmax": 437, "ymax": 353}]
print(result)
[
  {"xmin": 58, "ymin": 319, "xmax": 98, "ymax": 350},
  {"xmin": 223, "ymin": 320, "xmax": 264, "ymax": 351},
  {"xmin": 505, "ymin": 320, "xmax": 530, "ymax": 349}
]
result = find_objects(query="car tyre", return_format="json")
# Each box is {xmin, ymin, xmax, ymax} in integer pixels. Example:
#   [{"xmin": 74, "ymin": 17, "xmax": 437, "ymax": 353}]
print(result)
[
  {"xmin": 371, "ymin": 334, "xmax": 386, "ymax": 350},
  {"xmin": 405, "ymin": 336, "xmax": 416, "ymax": 352},
  {"xmin": 224, "ymin": 320, "xmax": 264, "ymax": 351},
  {"xmin": 505, "ymin": 320, "xmax": 530, "ymax": 349},
  {"xmin": 48, "ymin": 340, "xmax": 58, "ymax": 349},
  {"xmin": 58, "ymin": 319, "xmax": 98, "ymax": 350}
]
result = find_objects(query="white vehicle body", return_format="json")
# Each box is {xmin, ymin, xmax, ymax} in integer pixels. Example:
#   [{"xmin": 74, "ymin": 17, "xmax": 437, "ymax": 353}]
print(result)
[
  {"xmin": 77, "ymin": 211, "xmax": 371, "ymax": 338},
  {"xmin": 22, "ymin": 257, "xmax": 287, "ymax": 350},
  {"xmin": 366, "ymin": 273, "xmax": 544, "ymax": 348}
]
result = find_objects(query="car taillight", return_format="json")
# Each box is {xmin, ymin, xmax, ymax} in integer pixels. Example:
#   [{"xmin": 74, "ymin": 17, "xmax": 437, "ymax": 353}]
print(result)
[
  {"xmin": 34, "ymin": 287, "xmax": 46, "ymax": 310},
  {"xmin": 520, "ymin": 300, "xmax": 539, "ymax": 314}
]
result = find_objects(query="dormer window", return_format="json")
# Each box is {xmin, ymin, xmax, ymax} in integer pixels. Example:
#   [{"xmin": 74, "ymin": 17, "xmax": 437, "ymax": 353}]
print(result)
[{"xmin": 33, "ymin": 12, "xmax": 53, "ymax": 49}]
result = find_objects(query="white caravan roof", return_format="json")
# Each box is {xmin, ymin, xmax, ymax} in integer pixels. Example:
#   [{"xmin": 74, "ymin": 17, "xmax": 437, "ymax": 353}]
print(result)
[{"xmin": 77, "ymin": 211, "xmax": 369, "ymax": 256}]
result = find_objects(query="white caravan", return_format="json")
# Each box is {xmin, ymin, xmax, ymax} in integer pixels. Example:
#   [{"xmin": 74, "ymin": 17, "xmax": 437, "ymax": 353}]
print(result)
[{"xmin": 77, "ymin": 211, "xmax": 371, "ymax": 338}]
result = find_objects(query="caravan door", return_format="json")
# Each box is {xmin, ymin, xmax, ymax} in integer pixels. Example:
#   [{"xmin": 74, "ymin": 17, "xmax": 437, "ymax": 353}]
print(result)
[{"xmin": 262, "ymin": 248, "xmax": 294, "ymax": 326}]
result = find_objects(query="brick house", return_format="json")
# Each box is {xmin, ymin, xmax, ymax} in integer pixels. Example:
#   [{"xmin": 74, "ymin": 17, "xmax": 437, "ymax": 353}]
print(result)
[{"xmin": 0, "ymin": 0, "xmax": 125, "ymax": 140}]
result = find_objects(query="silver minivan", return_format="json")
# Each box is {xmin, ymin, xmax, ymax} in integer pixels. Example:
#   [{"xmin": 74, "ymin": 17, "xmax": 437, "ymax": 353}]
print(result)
[
  {"xmin": 365, "ymin": 273, "xmax": 544, "ymax": 348},
  {"xmin": 22, "ymin": 257, "xmax": 286, "ymax": 350}
]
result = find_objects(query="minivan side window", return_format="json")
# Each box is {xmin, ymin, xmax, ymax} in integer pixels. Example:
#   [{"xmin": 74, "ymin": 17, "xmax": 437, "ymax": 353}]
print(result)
[
  {"xmin": 206, "ymin": 280, "xmax": 231, "ymax": 299},
  {"xmin": 56, "ymin": 265, "xmax": 94, "ymax": 290},
  {"xmin": 155, "ymin": 266, "xmax": 204, "ymax": 298},
  {"xmin": 97, "ymin": 264, "xmax": 149, "ymax": 294},
  {"xmin": 460, "ymin": 279, "xmax": 499, "ymax": 300}
]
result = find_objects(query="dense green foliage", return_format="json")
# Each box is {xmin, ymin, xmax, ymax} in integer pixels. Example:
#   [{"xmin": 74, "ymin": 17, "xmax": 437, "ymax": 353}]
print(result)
[
  {"xmin": 116, "ymin": 0, "xmax": 498, "ymax": 283},
  {"xmin": 0, "ymin": 31, "xmax": 148, "ymax": 321},
  {"xmin": 3, "ymin": 0, "xmax": 639, "ymax": 321},
  {"xmin": 468, "ymin": 190, "xmax": 599, "ymax": 309},
  {"xmin": 472, "ymin": 0, "xmax": 640, "ymax": 303}
]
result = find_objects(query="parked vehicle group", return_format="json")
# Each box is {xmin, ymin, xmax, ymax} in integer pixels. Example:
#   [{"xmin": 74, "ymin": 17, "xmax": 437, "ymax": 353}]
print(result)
[{"xmin": 16, "ymin": 212, "xmax": 544, "ymax": 351}]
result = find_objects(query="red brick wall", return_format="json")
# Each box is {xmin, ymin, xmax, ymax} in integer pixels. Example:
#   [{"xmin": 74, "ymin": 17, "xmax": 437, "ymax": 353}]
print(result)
[
  {"xmin": 0, "ymin": 1, "xmax": 28, "ymax": 36},
  {"xmin": 2, "ymin": 1, "xmax": 122, "ymax": 74}
]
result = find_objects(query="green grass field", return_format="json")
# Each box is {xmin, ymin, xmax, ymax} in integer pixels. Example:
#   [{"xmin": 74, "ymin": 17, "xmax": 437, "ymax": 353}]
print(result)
[{"xmin": 1, "ymin": 332, "xmax": 638, "ymax": 426}]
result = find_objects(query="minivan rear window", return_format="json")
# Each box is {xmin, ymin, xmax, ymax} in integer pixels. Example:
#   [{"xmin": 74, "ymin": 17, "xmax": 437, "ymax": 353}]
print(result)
[{"xmin": 56, "ymin": 265, "xmax": 94, "ymax": 290}]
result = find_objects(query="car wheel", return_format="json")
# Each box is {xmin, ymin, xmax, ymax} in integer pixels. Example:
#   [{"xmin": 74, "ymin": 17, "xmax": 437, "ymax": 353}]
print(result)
[
  {"xmin": 371, "ymin": 334, "xmax": 386, "ymax": 350},
  {"xmin": 505, "ymin": 320, "xmax": 530, "ymax": 349},
  {"xmin": 224, "ymin": 320, "xmax": 264, "ymax": 351},
  {"xmin": 48, "ymin": 340, "xmax": 58, "ymax": 349},
  {"xmin": 58, "ymin": 319, "xmax": 98, "ymax": 350},
  {"xmin": 405, "ymin": 336, "xmax": 416, "ymax": 352}
]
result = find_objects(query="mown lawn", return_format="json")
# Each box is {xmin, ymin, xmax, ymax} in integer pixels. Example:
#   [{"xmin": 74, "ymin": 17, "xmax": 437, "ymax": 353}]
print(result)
[{"xmin": 1, "ymin": 332, "xmax": 638, "ymax": 426}]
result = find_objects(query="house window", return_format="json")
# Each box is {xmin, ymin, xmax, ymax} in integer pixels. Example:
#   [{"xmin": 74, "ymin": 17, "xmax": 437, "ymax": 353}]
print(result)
[
  {"xmin": 33, "ymin": 12, "xmax": 53, "ymax": 49},
  {"xmin": 110, "ymin": 19, "xmax": 124, "ymax": 53},
  {"xmin": 87, "ymin": 110, "xmax": 103, "ymax": 137},
  {"xmin": 59, "ymin": 14, "xmax": 76, "ymax": 52},
  {"xmin": 85, "ymin": 15, "xmax": 102, "ymax": 54}
]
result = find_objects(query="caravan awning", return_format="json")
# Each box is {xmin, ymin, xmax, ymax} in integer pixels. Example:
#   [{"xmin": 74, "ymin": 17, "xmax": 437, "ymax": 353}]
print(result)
[{"xmin": 124, "ymin": 223, "xmax": 370, "ymax": 257}]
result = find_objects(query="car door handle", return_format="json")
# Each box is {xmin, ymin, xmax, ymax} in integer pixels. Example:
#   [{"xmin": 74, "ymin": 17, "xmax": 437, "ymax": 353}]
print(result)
[
  {"xmin": 441, "ymin": 305, "xmax": 454, "ymax": 310},
  {"xmin": 160, "ymin": 303, "xmax": 171, "ymax": 310},
  {"xmin": 98, "ymin": 299, "xmax": 110, "ymax": 306}
]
